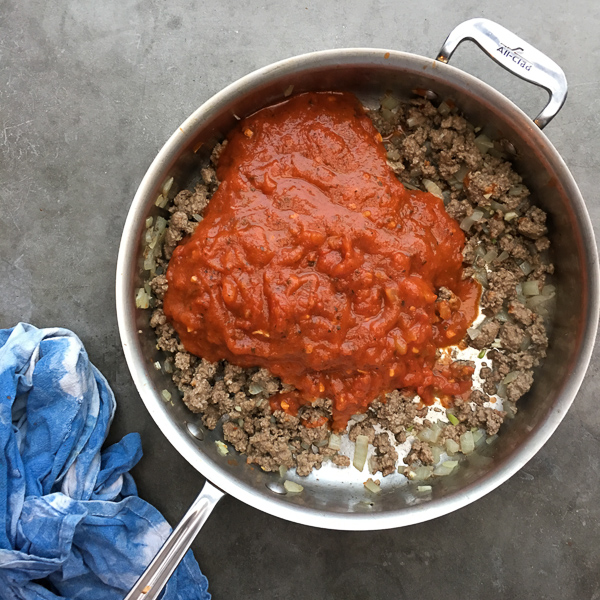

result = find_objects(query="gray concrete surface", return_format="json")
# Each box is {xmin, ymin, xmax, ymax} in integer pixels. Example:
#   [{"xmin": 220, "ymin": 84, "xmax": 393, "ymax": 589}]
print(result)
[{"xmin": 1, "ymin": 1, "xmax": 599, "ymax": 598}]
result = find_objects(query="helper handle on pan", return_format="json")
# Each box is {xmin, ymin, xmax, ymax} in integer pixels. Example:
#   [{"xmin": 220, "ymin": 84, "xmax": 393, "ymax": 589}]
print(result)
[
  {"xmin": 125, "ymin": 481, "xmax": 225, "ymax": 600},
  {"xmin": 436, "ymin": 18, "xmax": 567, "ymax": 129}
]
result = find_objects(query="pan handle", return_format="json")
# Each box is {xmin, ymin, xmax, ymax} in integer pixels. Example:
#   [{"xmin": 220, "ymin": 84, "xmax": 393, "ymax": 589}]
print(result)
[
  {"xmin": 436, "ymin": 18, "xmax": 568, "ymax": 129},
  {"xmin": 124, "ymin": 480, "xmax": 225, "ymax": 600}
]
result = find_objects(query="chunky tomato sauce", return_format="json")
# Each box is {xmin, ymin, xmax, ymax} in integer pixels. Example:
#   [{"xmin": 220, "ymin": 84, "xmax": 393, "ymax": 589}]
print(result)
[{"xmin": 164, "ymin": 92, "xmax": 480, "ymax": 430}]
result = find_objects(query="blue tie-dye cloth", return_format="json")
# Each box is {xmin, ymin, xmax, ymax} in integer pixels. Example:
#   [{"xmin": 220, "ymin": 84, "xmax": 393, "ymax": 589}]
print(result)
[{"xmin": 0, "ymin": 323, "xmax": 210, "ymax": 600}]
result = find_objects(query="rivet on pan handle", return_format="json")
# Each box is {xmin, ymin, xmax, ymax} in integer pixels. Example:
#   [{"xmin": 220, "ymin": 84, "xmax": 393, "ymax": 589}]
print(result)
[
  {"xmin": 436, "ymin": 18, "xmax": 568, "ymax": 129},
  {"xmin": 124, "ymin": 481, "xmax": 225, "ymax": 600}
]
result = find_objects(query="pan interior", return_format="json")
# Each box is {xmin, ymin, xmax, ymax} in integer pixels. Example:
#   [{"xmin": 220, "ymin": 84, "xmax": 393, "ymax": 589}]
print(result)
[{"xmin": 117, "ymin": 50, "xmax": 598, "ymax": 530}]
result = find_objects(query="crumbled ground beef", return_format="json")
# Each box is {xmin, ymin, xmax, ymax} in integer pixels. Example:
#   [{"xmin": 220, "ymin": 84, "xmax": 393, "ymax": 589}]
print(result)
[
  {"xmin": 405, "ymin": 439, "xmax": 434, "ymax": 466},
  {"xmin": 370, "ymin": 433, "xmax": 399, "ymax": 476},
  {"xmin": 146, "ymin": 94, "xmax": 553, "ymax": 479}
]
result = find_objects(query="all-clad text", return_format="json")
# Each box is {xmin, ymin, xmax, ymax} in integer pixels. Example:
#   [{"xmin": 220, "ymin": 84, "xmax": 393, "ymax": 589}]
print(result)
[{"xmin": 496, "ymin": 44, "xmax": 532, "ymax": 71}]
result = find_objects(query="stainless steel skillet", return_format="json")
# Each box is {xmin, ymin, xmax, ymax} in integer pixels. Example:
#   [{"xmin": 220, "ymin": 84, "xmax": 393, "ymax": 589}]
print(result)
[{"xmin": 116, "ymin": 19, "xmax": 599, "ymax": 599}]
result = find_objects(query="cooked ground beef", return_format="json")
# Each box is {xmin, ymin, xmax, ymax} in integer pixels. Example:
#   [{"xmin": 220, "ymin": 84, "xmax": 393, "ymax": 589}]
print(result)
[{"xmin": 145, "ymin": 94, "xmax": 554, "ymax": 480}]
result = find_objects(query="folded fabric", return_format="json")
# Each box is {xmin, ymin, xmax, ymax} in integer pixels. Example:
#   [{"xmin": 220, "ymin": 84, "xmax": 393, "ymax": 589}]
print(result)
[{"xmin": 0, "ymin": 323, "xmax": 210, "ymax": 600}]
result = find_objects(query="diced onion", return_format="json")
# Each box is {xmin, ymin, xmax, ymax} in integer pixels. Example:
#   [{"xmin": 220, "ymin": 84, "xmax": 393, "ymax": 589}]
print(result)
[
  {"xmin": 519, "ymin": 260, "xmax": 533, "ymax": 275},
  {"xmin": 496, "ymin": 251, "xmax": 509, "ymax": 262},
  {"xmin": 467, "ymin": 327, "xmax": 481, "ymax": 340},
  {"xmin": 495, "ymin": 308, "xmax": 510, "ymax": 322},
  {"xmin": 509, "ymin": 184, "xmax": 528, "ymax": 196},
  {"xmin": 483, "ymin": 249, "xmax": 498, "ymax": 263},
  {"xmin": 248, "ymin": 382, "xmax": 263, "ymax": 395},
  {"xmin": 145, "ymin": 217, "xmax": 153, "ymax": 228},
  {"xmin": 381, "ymin": 107, "xmax": 394, "ymax": 123},
  {"xmin": 431, "ymin": 445, "xmax": 443, "ymax": 464},
  {"xmin": 496, "ymin": 382, "xmax": 507, "ymax": 398},
  {"xmin": 453, "ymin": 165, "xmax": 470, "ymax": 183},
  {"xmin": 153, "ymin": 361, "xmax": 161, "ymax": 371},
  {"xmin": 364, "ymin": 478, "xmax": 382, "ymax": 494},
  {"xmin": 522, "ymin": 280, "xmax": 541, "ymax": 296},
  {"xmin": 284, "ymin": 480, "xmax": 304, "ymax": 493},
  {"xmin": 490, "ymin": 200, "xmax": 509, "ymax": 212},
  {"xmin": 460, "ymin": 431, "xmax": 475, "ymax": 454},
  {"xmin": 433, "ymin": 461, "xmax": 458, "ymax": 476},
  {"xmin": 381, "ymin": 94, "xmax": 399, "ymax": 110},
  {"xmin": 542, "ymin": 285, "xmax": 556, "ymax": 298},
  {"xmin": 143, "ymin": 252, "xmax": 155, "ymax": 273},
  {"xmin": 135, "ymin": 287, "xmax": 150, "ymax": 309},
  {"xmin": 471, "ymin": 209, "xmax": 484, "ymax": 222},
  {"xmin": 474, "ymin": 134, "xmax": 494, "ymax": 155},
  {"xmin": 161, "ymin": 389, "xmax": 172, "ymax": 402},
  {"xmin": 423, "ymin": 179, "xmax": 444, "ymax": 199},
  {"xmin": 504, "ymin": 211, "xmax": 519, "ymax": 222},
  {"xmin": 472, "ymin": 429, "xmax": 486, "ymax": 447},
  {"xmin": 504, "ymin": 402, "xmax": 517, "ymax": 419},
  {"xmin": 284, "ymin": 84, "xmax": 294, "ymax": 97},
  {"xmin": 418, "ymin": 425, "xmax": 441, "ymax": 444},
  {"xmin": 406, "ymin": 117, "xmax": 419, "ymax": 128},
  {"xmin": 446, "ymin": 439, "xmax": 460, "ymax": 455},
  {"xmin": 353, "ymin": 435, "xmax": 369, "ymax": 471},
  {"xmin": 351, "ymin": 413, "xmax": 367, "ymax": 423},
  {"xmin": 473, "ymin": 268, "xmax": 488, "ymax": 287},
  {"xmin": 433, "ymin": 464, "xmax": 453, "ymax": 476},
  {"xmin": 417, "ymin": 485, "xmax": 432, "ymax": 493},
  {"xmin": 411, "ymin": 466, "xmax": 433, "ymax": 480},
  {"xmin": 215, "ymin": 440, "xmax": 229, "ymax": 456},
  {"xmin": 502, "ymin": 371, "xmax": 520, "ymax": 385},
  {"xmin": 437, "ymin": 100, "xmax": 451, "ymax": 116},
  {"xmin": 162, "ymin": 176, "xmax": 174, "ymax": 198},
  {"xmin": 328, "ymin": 433, "xmax": 342, "ymax": 451},
  {"xmin": 526, "ymin": 295, "xmax": 551, "ymax": 311},
  {"xmin": 155, "ymin": 194, "xmax": 168, "ymax": 208},
  {"xmin": 279, "ymin": 465, "xmax": 287, "ymax": 478},
  {"xmin": 486, "ymin": 434, "xmax": 498, "ymax": 445},
  {"xmin": 192, "ymin": 213, "xmax": 204, "ymax": 222},
  {"xmin": 155, "ymin": 216, "xmax": 168, "ymax": 234}
]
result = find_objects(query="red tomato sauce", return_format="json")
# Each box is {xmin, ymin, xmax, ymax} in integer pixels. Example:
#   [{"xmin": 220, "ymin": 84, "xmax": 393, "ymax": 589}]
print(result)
[{"xmin": 163, "ymin": 92, "xmax": 480, "ymax": 430}]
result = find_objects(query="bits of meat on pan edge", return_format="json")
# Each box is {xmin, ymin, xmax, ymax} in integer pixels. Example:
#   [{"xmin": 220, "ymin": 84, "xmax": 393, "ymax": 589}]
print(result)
[
  {"xmin": 210, "ymin": 141, "xmax": 227, "ymax": 166},
  {"xmin": 405, "ymin": 439, "xmax": 434, "ymax": 467},
  {"xmin": 150, "ymin": 275, "xmax": 168, "ymax": 301},
  {"xmin": 452, "ymin": 397, "xmax": 506, "ymax": 436},
  {"xmin": 371, "ymin": 432, "xmax": 399, "ymax": 476}
]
